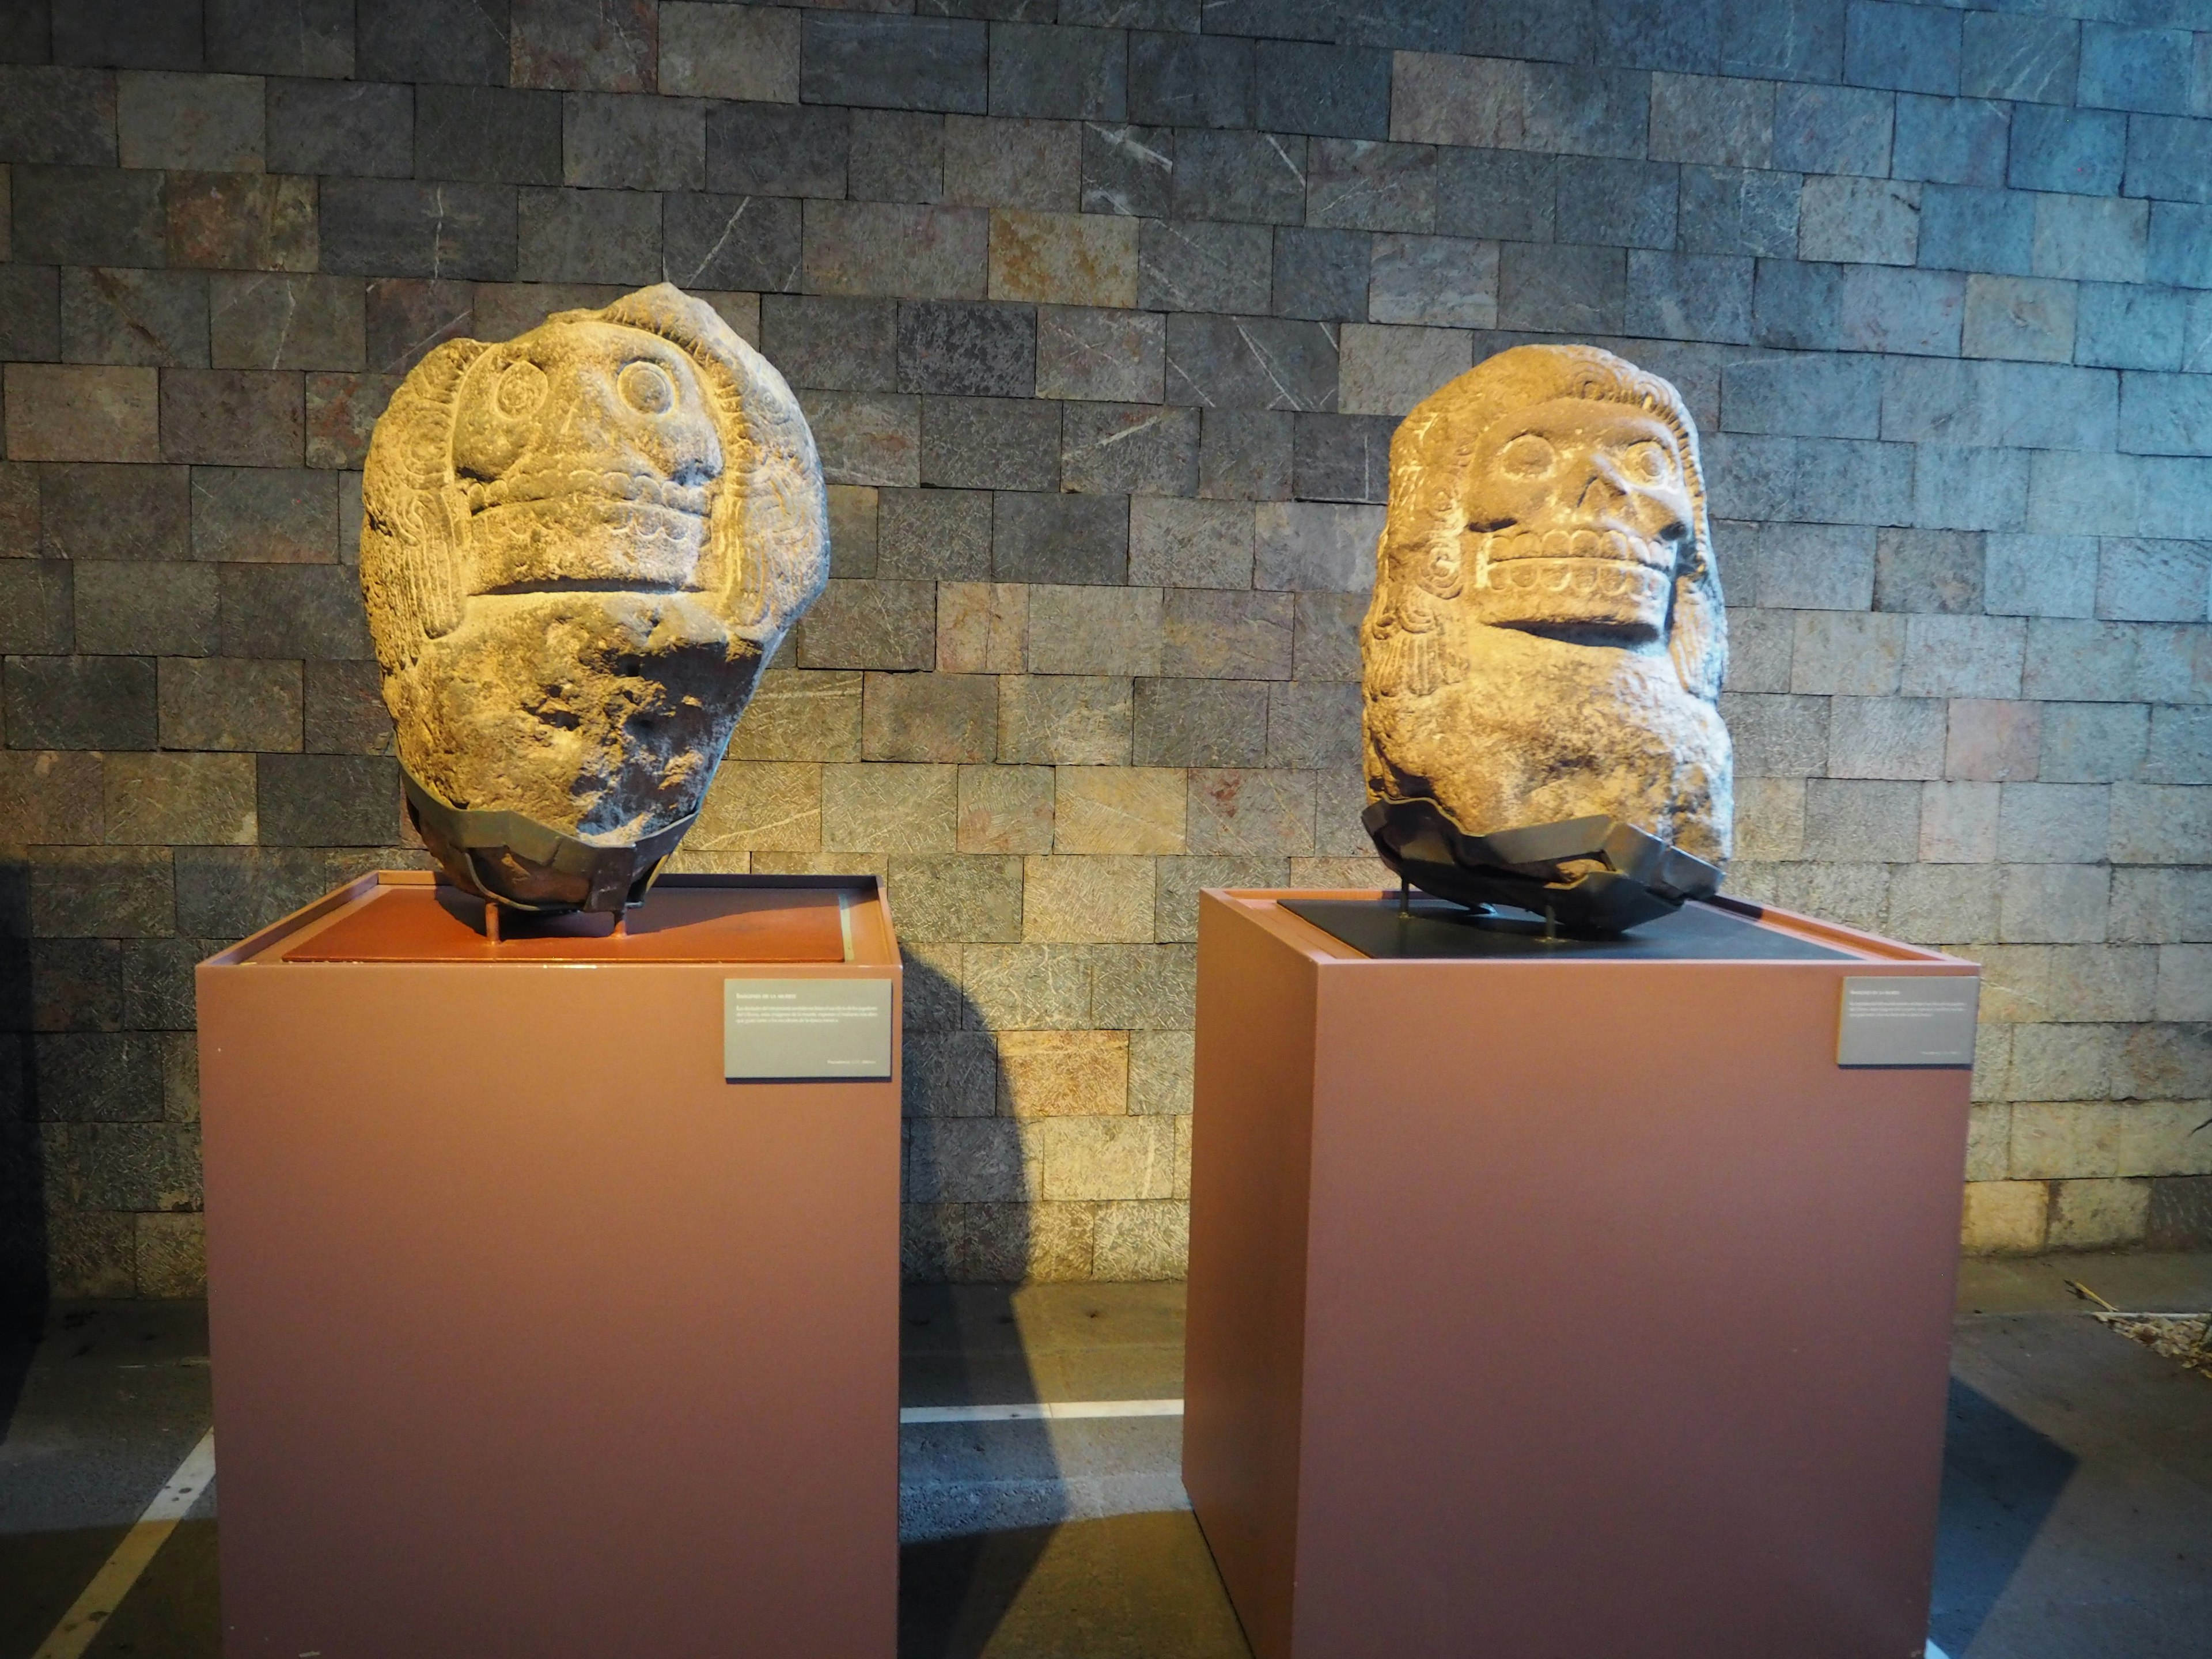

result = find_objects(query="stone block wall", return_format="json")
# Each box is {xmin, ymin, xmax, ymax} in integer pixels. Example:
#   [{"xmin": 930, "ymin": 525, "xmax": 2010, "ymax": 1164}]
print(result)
[{"xmin": 1, "ymin": 0, "xmax": 2208, "ymax": 1298}]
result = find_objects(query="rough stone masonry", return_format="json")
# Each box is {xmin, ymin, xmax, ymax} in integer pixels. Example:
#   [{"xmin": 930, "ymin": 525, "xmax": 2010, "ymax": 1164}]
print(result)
[{"xmin": 1, "ymin": 0, "xmax": 2208, "ymax": 1297}]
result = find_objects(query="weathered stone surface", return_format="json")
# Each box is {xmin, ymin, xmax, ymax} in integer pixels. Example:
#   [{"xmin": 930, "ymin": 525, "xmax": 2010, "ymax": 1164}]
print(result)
[
  {"xmin": 1363, "ymin": 343, "xmax": 1734, "ymax": 868},
  {"xmin": 360, "ymin": 283, "xmax": 828, "ymax": 910}
]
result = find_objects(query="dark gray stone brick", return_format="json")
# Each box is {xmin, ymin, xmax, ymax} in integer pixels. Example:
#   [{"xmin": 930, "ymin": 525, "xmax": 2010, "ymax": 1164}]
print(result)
[
  {"xmin": 1497, "ymin": 242, "xmax": 1626, "ymax": 334},
  {"xmin": 1188, "ymin": 0, "xmax": 1330, "ymax": 39},
  {"xmin": 414, "ymin": 85, "xmax": 561, "ymax": 185},
  {"xmin": 1062, "ymin": 404, "xmax": 1200, "ymax": 495},
  {"xmin": 357, "ymin": 0, "xmax": 510, "ymax": 85},
  {"xmin": 2077, "ymin": 283, "xmax": 2186, "ymax": 373},
  {"xmin": 1771, "ymin": 82, "xmax": 1892, "ymax": 178},
  {"xmin": 849, "ymin": 110, "xmax": 944, "ymax": 204},
  {"xmin": 1461, "ymin": 1, "xmax": 1592, "ymax": 66},
  {"xmin": 162, "ymin": 172, "xmax": 319, "ymax": 275},
  {"xmin": 1555, "ymin": 157, "xmax": 1677, "ymax": 251},
  {"xmin": 1839, "ymin": 266, "xmax": 1964, "ymax": 359},
  {"xmin": 1171, "ymin": 130, "xmax": 1305, "ymax": 225},
  {"xmin": 707, "ymin": 103, "xmax": 849, "ymax": 199},
  {"xmin": 0, "ymin": 68, "xmax": 117, "ymax": 166},
  {"xmin": 36, "ymin": 1032, "xmax": 165, "ymax": 1120},
  {"xmin": 1752, "ymin": 259, "xmax": 1842, "ymax": 351},
  {"xmin": 73, "ymin": 563, "xmax": 218, "ymax": 656},
  {"xmin": 1081, "ymin": 122, "xmax": 1172, "ymax": 217},
  {"xmin": 23, "ymin": 939, "xmax": 126, "ymax": 1036},
  {"xmin": 320, "ymin": 179, "xmax": 518, "ymax": 280},
  {"xmin": 264, "ymin": 82, "xmax": 406, "ymax": 180},
  {"xmin": 1271, "ymin": 227, "xmax": 1369, "ymax": 321},
  {"xmin": 921, "ymin": 397, "xmax": 1061, "ymax": 490},
  {"xmin": 802, "ymin": 14, "xmax": 988, "ymax": 114},
  {"xmin": 1892, "ymin": 95, "xmax": 2009, "ymax": 190},
  {"xmin": 898, "ymin": 302, "xmax": 1036, "ymax": 396},
  {"xmin": 256, "ymin": 754, "xmax": 399, "ymax": 846},
  {"xmin": 509, "ymin": 0, "xmax": 656, "ymax": 93},
  {"xmin": 210, "ymin": 274, "xmax": 363, "ymax": 373},
  {"xmin": 1961, "ymin": 13, "xmax": 2076, "ymax": 105},
  {"xmin": 1130, "ymin": 31, "xmax": 1251, "ymax": 129},
  {"xmin": 2127, "ymin": 116, "xmax": 2212, "ymax": 207},
  {"xmin": 0, "ymin": 264, "xmax": 60, "ymax": 359},
  {"xmin": 563, "ymin": 92, "xmax": 702, "ymax": 191},
  {"xmin": 1266, "ymin": 677, "xmax": 1359, "ymax": 767},
  {"xmin": 1679, "ymin": 166, "xmax": 1798, "ymax": 257},
  {"xmin": 1253, "ymin": 41, "xmax": 1389, "ymax": 141},
  {"xmin": 1164, "ymin": 314, "xmax": 1338, "ymax": 412},
  {"xmin": 217, "ymin": 564, "xmax": 372, "ymax": 658},
  {"xmin": 2, "ymin": 657, "xmax": 156, "ymax": 750},
  {"xmin": 1916, "ymin": 185, "xmax": 2035, "ymax": 278},
  {"xmin": 1719, "ymin": 0, "xmax": 1843, "ymax": 84},
  {"xmin": 125, "ymin": 938, "xmax": 206, "ymax": 1031},
  {"xmin": 993, "ymin": 491, "xmax": 1127, "ymax": 584},
  {"xmin": 661, "ymin": 192, "xmax": 804, "ymax": 291},
  {"xmin": 59, "ymin": 268, "xmax": 207, "ymax": 368},
  {"xmin": 0, "ymin": 562, "xmax": 73, "ymax": 653},
  {"xmin": 516, "ymin": 187, "xmax": 661, "ymax": 285},
  {"xmin": 1199, "ymin": 409, "xmax": 1293, "ymax": 500},
  {"xmin": 53, "ymin": 0, "xmax": 201, "ymax": 69},
  {"xmin": 800, "ymin": 391, "xmax": 921, "ymax": 488},
  {"xmin": 1874, "ymin": 528, "xmax": 1982, "ymax": 614},
  {"xmin": 305, "ymin": 658, "xmax": 394, "ymax": 755},
  {"xmin": 2148, "ymin": 203, "xmax": 2212, "ymax": 289},
  {"xmin": 1306, "ymin": 139, "xmax": 1435, "ymax": 233},
  {"xmin": 1626, "ymin": 251, "xmax": 1752, "ymax": 345},
  {"xmin": 1336, "ymin": 0, "xmax": 1458, "ymax": 51},
  {"xmin": 39, "ymin": 466, "xmax": 191, "ymax": 561},
  {"xmin": 1434, "ymin": 149, "xmax": 1555, "ymax": 243},
  {"xmin": 0, "ymin": 2, "xmax": 46, "ymax": 62},
  {"xmin": 207, "ymin": 0, "xmax": 355, "ymax": 77},
  {"xmin": 13, "ymin": 166, "xmax": 165, "ymax": 267},
  {"xmin": 2119, "ymin": 372, "xmax": 2212, "ymax": 457},
  {"xmin": 362, "ymin": 277, "xmax": 474, "ymax": 375},
  {"xmin": 1844, "ymin": 1, "xmax": 1959, "ymax": 96},
  {"xmin": 1594, "ymin": 0, "xmax": 1718, "ymax": 74},
  {"xmin": 1290, "ymin": 412, "xmax": 1390, "ymax": 503},
  {"xmin": 762, "ymin": 296, "xmax": 898, "ymax": 392},
  {"xmin": 1721, "ymin": 353, "xmax": 1880, "ymax": 439},
  {"xmin": 162, "ymin": 372, "xmax": 304, "ymax": 467},
  {"xmin": 2009, "ymin": 105, "xmax": 2127, "ymax": 197},
  {"xmin": 878, "ymin": 488, "xmax": 993, "ymax": 580},
  {"xmin": 1134, "ymin": 678, "xmax": 1269, "ymax": 767},
  {"xmin": 190, "ymin": 467, "xmax": 338, "ymax": 562},
  {"xmin": 990, "ymin": 22, "xmax": 1127, "ymax": 120},
  {"xmin": 1139, "ymin": 219, "xmax": 1272, "ymax": 313},
  {"xmin": 2080, "ymin": 24, "xmax": 2195, "ymax": 117},
  {"xmin": 1700, "ymin": 433, "xmax": 1913, "ymax": 526}
]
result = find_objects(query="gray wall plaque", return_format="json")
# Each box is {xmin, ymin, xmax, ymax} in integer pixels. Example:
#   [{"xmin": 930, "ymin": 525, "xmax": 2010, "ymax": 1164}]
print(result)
[
  {"xmin": 725, "ymin": 979, "xmax": 892, "ymax": 1082},
  {"xmin": 1836, "ymin": 976, "xmax": 1980, "ymax": 1067}
]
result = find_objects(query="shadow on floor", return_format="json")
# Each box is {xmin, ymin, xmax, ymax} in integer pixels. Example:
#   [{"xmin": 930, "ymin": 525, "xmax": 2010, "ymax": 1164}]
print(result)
[{"xmin": 1930, "ymin": 1378, "xmax": 2078, "ymax": 1657}]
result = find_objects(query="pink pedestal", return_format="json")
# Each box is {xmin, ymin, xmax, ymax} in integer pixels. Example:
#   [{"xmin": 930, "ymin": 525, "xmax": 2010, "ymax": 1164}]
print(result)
[
  {"xmin": 1184, "ymin": 890, "xmax": 1977, "ymax": 1659},
  {"xmin": 197, "ymin": 873, "xmax": 900, "ymax": 1659}
]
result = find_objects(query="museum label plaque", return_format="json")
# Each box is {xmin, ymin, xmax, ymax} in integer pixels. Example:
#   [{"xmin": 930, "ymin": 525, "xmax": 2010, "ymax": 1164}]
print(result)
[
  {"xmin": 1836, "ymin": 976, "xmax": 1980, "ymax": 1067},
  {"xmin": 725, "ymin": 978, "xmax": 894, "ymax": 1081}
]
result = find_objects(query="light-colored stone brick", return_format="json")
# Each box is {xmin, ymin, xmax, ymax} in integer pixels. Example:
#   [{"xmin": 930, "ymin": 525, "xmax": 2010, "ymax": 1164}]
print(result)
[
  {"xmin": 2111, "ymin": 782, "xmax": 2212, "ymax": 863},
  {"xmin": 1827, "ymin": 696, "xmax": 1946, "ymax": 781},
  {"xmin": 1732, "ymin": 776, "xmax": 1805, "ymax": 859},
  {"xmin": 2046, "ymin": 1177, "xmax": 2152, "ymax": 1249},
  {"xmin": 998, "ymin": 1029, "xmax": 1129, "ymax": 1117},
  {"xmin": 1054, "ymin": 767, "xmax": 1187, "ymax": 855},
  {"xmin": 1187, "ymin": 768, "xmax": 1316, "ymax": 855},
  {"xmin": 1999, "ymin": 863, "xmax": 2109, "ymax": 945},
  {"xmin": 1899, "ymin": 615, "xmax": 2026, "ymax": 699},
  {"xmin": 1945, "ymin": 699, "xmax": 2040, "ymax": 783},
  {"xmin": 821, "ymin": 763, "xmax": 959, "ymax": 853},
  {"xmin": 4, "ymin": 366, "xmax": 160, "ymax": 463},
  {"xmin": 1962, "ymin": 275, "xmax": 2075, "ymax": 363},
  {"xmin": 1128, "ymin": 1028, "xmax": 1194, "ymax": 1115},
  {"xmin": 1026, "ymin": 585, "xmax": 1164, "ymax": 676},
  {"xmin": 989, "ymin": 210, "xmax": 1139, "ymax": 308},
  {"xmin": 998, "ymin": 675, "xmax": 1133, "ymax": 764},
  {"xmin": 1022, "ymin": 854, "xmax": 1154, "ymax": 943},
  {"xmin": 2012, "ymin": 1101, "xmax": 2212, "ymax": 1180},
  {"xmin": 1997, "ymin": 782, "xmax": 2109, "ymax": 864},
  {"xmin": 936, "ymin": 582, "xmax": 1026, "ymax": 675},
  {"xmin": 725, "ymin": 671, "xmax": 862, "ymax": 762},
  {"xmin": 1253, "ymin": 502, "xmax": 1384, "ymax": 593},
  {"xmin": 1790, "ymin": 611, "xmax": 1904, "ymax": 695},
  {"xmin": 961, "ymin": 942, "xmax": 1093, "ymax": 1030},
  {"xmin": 959, "ymin": 764, "xmax": 1054, "ymax": 853},
  {"xmin": 803, "ymin": 202, "xmax": 989, "ymax": 301},
  {"xmin": 1031, "ymin": 1114, "xmax": 1178, "ymax": 1201},
  {"xmin": 688, "ymin": 761, "xmax": 821, "ymax": 854},
  {"xmin": 1338, "ymin": 322, "xmax": 1473, "ymax": 416},
  {"xmin": 1965, "ymin": 1103, "xmax": 2010, "ymax": 1181},
  {"xmin": 103, "ymin": 753, "xmax": 256, "ymax": 846},
  {"xmin": 658, "ymin": 3, "xmax": 799, "ymax": 102},
  {"xmin": 2156, "ymin": 944, "xmax": 2212, "ymax": 1021},
  {"xmin": 1961, "ymin": 1180, "xmax": 2048, "ymax": 1254},
  {"xmin": 1092, "ymin": 1199, "xmax": 1188, "ymax": 1279}
]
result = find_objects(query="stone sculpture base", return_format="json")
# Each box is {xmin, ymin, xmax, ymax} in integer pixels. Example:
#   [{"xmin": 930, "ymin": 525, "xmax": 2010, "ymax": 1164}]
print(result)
[
  {"xmin": 196, "ymin": 872, "xmax": 901, "ymax": 1659},
  {"xmin": 1183, "ymin": 889, "xmax": 1977, "ymax": 1659}
]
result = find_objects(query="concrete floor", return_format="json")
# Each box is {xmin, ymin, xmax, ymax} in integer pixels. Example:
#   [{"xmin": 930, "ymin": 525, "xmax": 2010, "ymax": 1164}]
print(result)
[{"xmin": 1, "ymin": 1255, "xmax": 2206, "ymax": 1658}]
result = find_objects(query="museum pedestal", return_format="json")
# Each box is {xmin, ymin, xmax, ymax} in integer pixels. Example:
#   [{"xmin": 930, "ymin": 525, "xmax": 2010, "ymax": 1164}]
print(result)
[
  {"xmin": 1183, "ymin": 889, "xmax": 1979, "ymax": 1659},
  {"xmin": 196, "ymin": 872, "xmax": 902, "ymax": 1659}
]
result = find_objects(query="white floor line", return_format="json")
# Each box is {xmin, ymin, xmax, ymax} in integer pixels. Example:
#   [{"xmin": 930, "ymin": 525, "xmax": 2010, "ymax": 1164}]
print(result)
[
  {"xmin": 900, "ymin": 1398, "xmax": 1185, "ymax": 1425},
  {"xmin": 32, "ymin": 1427, "xmax": 215, "ymax": 1659}
]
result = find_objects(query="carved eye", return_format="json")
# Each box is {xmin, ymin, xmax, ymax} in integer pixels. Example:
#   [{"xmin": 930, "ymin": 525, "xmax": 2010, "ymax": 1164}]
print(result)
[
  {"xmin": 1497, "ymin": 434, "xmax": 1556, "ymax": 478},
  {"xmin": 618, "ymin": 360, "xmax": 676, "ymax": 415},
  {"xmin": 1619, "ymin": 440, "xmax": 1675, "ymax": 486},
  {"xmin": 495, "ymin": 359, "xmax": 547, "ymax": 418}
]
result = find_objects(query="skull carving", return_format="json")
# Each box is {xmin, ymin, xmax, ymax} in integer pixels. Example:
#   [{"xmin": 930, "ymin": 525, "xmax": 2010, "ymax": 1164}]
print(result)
[
  {"xmin": 361, "ymin": 284, "xmax": 828, "ymax": 914},
  {"xmin": 1361, "ymin": 344, "xmax": 1732, "ymax": 930}
]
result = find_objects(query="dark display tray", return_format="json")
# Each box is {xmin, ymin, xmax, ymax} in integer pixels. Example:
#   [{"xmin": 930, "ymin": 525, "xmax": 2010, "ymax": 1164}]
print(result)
[{"xmin": 1279, "ymin": 896, "xmax": 1853, "ymax": 962}]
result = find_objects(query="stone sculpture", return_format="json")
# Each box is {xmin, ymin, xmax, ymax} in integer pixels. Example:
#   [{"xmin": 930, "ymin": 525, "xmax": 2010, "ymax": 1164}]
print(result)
[
  {"xmin": 1359, "ymin": 343, "xmax": 1732, "ymax": 932},
  {"xmin": 361, "ymin": 283, "xmax": 827, "ymax": 915}
]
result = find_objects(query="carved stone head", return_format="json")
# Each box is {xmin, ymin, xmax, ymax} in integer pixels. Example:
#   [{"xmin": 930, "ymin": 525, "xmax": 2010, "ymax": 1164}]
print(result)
[
  {"xmin": 1362, "ymin": 343, "xmax": 1732, "ymax": 871},
  {"xmin": 361, "ymin": 284, "xmax": 827, "ymax": 912}
]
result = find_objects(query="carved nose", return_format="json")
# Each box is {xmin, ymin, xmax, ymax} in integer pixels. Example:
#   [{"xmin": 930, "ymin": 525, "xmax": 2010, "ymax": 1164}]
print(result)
[{"xmin": 1575, "ymin": 471, "xmax": 1625, "ymax": 514}]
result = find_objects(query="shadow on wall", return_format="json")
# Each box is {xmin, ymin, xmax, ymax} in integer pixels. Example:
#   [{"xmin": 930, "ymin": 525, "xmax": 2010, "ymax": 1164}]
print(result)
[
  {"xmin": 896, "ymin": 953, "xmax": 1063, "ymax": 1658},
  {"xmin": 1930, "ymin": 1377, "xmax": 2078, "ymax": 1657},
  {"xmin": 0, "ymin": 861, "xmax": 48, "ymax": 1433}
]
